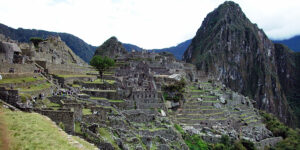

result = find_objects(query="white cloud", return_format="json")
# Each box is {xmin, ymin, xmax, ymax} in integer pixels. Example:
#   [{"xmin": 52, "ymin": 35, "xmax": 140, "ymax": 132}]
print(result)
[{"xmin": 0, "ymin": 0, "xmax": 299, "ymax": 48}]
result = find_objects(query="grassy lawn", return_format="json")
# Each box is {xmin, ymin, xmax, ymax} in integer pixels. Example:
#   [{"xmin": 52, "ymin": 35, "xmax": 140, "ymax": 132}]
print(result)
[
  {"xmin": 56, "ymin": 74, "xmax": 94, "ymax": 78},
  {"xmin": 71, "ymin": 84, "xmax": 81, "ymax": 88},
  {"xmin": 84, "ymin": 79, "xmax": 115, "ymax": 84},
  {"xmin": 0, "ymin": 107, "xmax": 97, "ymax": 150},
  {"xmin": 108, "ymin": 100, "xmax": 124, "ymax": 103},
  {"xmin": 90, "ymin": 97, "xmax": 108, "ymax": 100},
  {"xmin": 82, "ymin": 108, "xmax": 92, "ymax": 115},
  {"xmin": 19, "ymin": 82, "xmax": 52, "ymax": 92},
  {"xmin": 0, "ymin": 77, "xmax": 44, "ymax": 84}
]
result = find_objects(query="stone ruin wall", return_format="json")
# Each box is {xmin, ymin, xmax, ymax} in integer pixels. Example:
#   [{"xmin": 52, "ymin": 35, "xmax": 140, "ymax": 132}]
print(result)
[
  {"xmin": 62, "ymin": 103, "xmax": 83, "ymax": 121},
  {"xmin": 34, "ymin": 109, "xmax": 75, "ymax": 133},
  {"xmin": 0, "ymin": 62, "xmax": 36, "ymax": 77},
  {"xmin": 47, "ymin": 63, "xmax": 92, "ymax": 75},
  {"xmin": 0, "ymin": 87, "xmax": 19, "ymax": 108}
]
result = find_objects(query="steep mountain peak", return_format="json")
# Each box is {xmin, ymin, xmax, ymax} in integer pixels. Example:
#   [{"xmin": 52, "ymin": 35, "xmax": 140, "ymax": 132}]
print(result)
[
  {"xmin": 183, "ymin": 1, "xmax": 294, "ymax": 126},
  {"xmin": 94, "ymin": 36, "xmax": 127, "ymax": 58}
]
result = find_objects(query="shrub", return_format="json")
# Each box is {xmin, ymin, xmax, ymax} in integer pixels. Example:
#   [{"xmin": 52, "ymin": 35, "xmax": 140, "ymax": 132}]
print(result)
[
  {"xmin": 174, "ymin": 124, "xmax": 184, "ymax": 134},
  {"xmin": 213, "ymin": 143, "xmax": 226, "ymax": 150},
  {"xmin": 184, "ymin": 134, "xmax": 209, "ymax": 150},
  {"xmin": 240, "ymin": 139, "xmax": 256, "ymax": 150},
  {"xmin": 260, "ymin": 111, "xmax": 300, "ymax": 149},
  {"xmin": 220, "ymin": 135, "xmax": 230, "ymax": 147}
]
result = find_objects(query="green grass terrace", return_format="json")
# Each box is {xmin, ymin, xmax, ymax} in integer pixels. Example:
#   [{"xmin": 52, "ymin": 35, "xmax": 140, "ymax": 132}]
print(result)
[
  {"xmin": 83, "ymin": 79, "xmax": 116, "ymax": 84},
  {"xmin": 55, "ymin": 74, "xmax": 95, "ymax": 78},
  {"xmin": 0, "ymin": 76, "xmax": 45, "ymax": 84},
  {"xmin": 19, "ymin": 82, "xmax": 52, "ymax": 92},
  {"xmin": 0, "ymin": 107, "xmax": 97, "ymax": 150}
]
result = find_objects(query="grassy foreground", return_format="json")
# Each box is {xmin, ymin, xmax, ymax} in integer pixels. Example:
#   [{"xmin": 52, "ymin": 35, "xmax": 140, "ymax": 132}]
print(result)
[{"xmin": 0, "ymin": 106, "xmax": 97, "ymax": 150}]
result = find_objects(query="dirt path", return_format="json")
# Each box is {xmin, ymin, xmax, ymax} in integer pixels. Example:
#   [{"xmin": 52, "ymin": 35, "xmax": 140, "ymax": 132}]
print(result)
[{"xmin": 0, "ymin": 109, "xmax": 10, "ymax": 150}]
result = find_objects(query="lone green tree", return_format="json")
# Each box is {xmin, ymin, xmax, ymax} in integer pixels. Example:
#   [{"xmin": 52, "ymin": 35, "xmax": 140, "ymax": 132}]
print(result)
[
  {"xmin": 30, "ymin": 37, "xmax": 44, "ymax": 47},
  {"xmin": 90, "ymin": 55, "xmax": 115, "ymax": 80}
]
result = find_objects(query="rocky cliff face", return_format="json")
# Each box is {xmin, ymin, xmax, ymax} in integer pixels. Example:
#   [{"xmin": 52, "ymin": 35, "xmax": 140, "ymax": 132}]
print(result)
[
  {"xmin": 183, "ymin": 1, "xmax": 294, "ymax": 126},
  {"xmin": 274, "ymin": 44, "xmax": 300, "ymax": 126},
  {"xmin": 94, "ymin": 36, "xmax": 127, "ymax": 58}
]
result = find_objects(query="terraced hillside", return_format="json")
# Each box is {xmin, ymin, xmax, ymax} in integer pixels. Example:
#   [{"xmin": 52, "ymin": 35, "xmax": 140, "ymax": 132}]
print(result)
[{"xmin": 171, "ymin": 80, "xmax": 282, "ymax": 147}]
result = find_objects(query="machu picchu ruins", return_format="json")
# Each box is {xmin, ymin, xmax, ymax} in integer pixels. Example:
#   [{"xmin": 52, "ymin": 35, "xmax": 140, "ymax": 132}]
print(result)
[
  {"xmin": 1, "ymin": 1, "xmax": 300, "ymax": 150},
  {"xmin": 0, "ymin": 32, "xmax": 289, "ymax": 149}
]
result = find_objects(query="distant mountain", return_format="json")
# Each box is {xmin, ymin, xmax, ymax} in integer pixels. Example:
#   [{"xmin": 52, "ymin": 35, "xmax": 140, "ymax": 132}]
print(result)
[
  {"xmin": 273, "ymin": 35, "xmax": 300, "ymax": 52},
  {"xmin": 123, "ymin": 43, "xmax": 144, "ymax": 52},
  {"xmin": 0, "ymin": 23, "xmax": 96, "ymax": 62},
  {"xmin": 150, "ymin": 39, "xmax": 191, "ymax": 60},
  {"xmin": 183, "ymin": 1, "xmax": 294, "ymax": 126},
  {"xmin": 123, "ymin": 39, "xmax": 191, "ymax": 60},
  {"xmin": 94, "ymin": 36, "xmax": 127, "ymax": 58}
]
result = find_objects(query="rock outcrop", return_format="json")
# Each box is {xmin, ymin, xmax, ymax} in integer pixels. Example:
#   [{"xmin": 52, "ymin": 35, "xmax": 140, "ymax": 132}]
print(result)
[
  {"xmin": 32, "ymin": 36, "xmax": 86, "ymax": 65},
  {"xmin": 183, "ymin": 1, "xmax": 294, "ymax": 126}
]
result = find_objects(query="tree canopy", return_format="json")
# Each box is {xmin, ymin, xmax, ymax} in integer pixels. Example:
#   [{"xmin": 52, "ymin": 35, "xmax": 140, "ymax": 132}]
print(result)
[
  {"xmin": 90, "ymin": 55, "xmax": 115, "ymax": 79},
  {"xmin": 30, "ymin": 37, "xmax": 44, "ymax": 47}
]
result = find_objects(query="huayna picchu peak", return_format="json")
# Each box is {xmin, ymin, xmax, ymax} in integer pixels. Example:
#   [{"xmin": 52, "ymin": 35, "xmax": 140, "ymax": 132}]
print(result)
[
  {"xmin": 0, "ymin": 1, "xmax": 300, "ymax": 150},
  {"xmin": 183, "ymin": 1, "xmax": 296, "ymax": 127}
]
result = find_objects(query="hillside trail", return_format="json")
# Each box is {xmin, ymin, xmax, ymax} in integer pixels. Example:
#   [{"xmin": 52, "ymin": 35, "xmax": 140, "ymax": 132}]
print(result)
[{"xmin": 0, "ymin": 108, "xmax": 10, "ymax": 150}]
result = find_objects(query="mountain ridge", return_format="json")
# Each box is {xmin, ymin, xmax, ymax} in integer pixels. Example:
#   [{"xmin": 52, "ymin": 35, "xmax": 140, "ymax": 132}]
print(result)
[
  {"xmin": 273, "ymin": 35, "xmax": 300, "ymax": 52},
  {"xmin": 0, "ymin": 23, "xmax": 96, "ymax": 62}
]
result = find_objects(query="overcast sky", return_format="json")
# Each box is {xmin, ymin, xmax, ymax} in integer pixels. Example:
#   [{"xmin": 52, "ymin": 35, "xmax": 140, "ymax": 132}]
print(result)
[{"xmin": 0, "ymin": 0, "xmax": 299, "ymax": 49}]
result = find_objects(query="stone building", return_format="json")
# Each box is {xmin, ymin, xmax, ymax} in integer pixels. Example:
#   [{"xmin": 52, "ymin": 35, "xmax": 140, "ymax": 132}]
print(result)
[{"xmin": 0, "ymin": 41, "xmax": 24, "ymax": 64}]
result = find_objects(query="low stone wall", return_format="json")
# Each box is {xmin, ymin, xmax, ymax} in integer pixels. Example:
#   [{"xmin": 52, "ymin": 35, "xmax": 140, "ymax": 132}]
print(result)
[
  {"xmin": 131, "ymin": 91, "xmax": 162, "ymax": 100},
  {"xmin": 134, "ymin": 98, "xmax": 162, "ymax": 103},
  {"xmin": 0, "ymin": 62, "xmax": 35, "ymax": 74},
  {"xmin": 82, "ymin": 90, "xmax": 120, "ymax": 100},
  {"xmin": 136, "ymin": 102, "xmax": 165, "ymax": 109},
  {"xmin": 47, "ymin": 63, "xmax": 92, "ymax": 75},
  {"xmin": 0, "ymin": 87, "xmax": 19, "ymax": 108},
  {"xmin": 82, "ymin": 114, "xmax": 106, "ymax": 124},
  {"xmin": 123, "ymin": 110, "xmax": 155, "ymax": 123},
  {"xmin": 63, "ymin": 103, "xmax": 83, "ymax": 121},
  {"xmin": 110, "ymin": 101, "xmax": 135, "ymax": 110},
  {"xmin": 34, "ymin": 109, "xmax": 75, "ymax": 133},
  {"xmin": 54, "ymin": 76, "xmax": 97, "ymax": 87},
  {"xmin": 81, "ymin": 82, "xmax": 117, "ymax": 90},
  {"xmin": 0, "ymin": 73, "xmax": 36, "ymax": 78},
  {"xmin": 48, "ymin": 96, "xmax": 67, "ymax": 104}
]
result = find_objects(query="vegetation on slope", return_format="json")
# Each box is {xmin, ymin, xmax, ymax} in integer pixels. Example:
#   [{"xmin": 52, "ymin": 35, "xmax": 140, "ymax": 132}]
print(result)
[
  {"xmin": 0, "ymin": 106, "xmax": 97, "ymax": 150},
  {"xmin": 260, "ymin": 111, "xmax": 300, "ymax": 149},
  {"xmin": 174, "ymin": 124, "xmax": 257, "ymax": 150}
]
